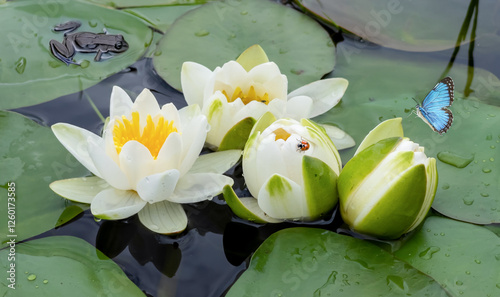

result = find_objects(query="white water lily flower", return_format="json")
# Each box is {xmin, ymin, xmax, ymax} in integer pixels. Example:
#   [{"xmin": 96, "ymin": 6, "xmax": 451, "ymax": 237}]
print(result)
[
  {"xmin": 338, "ymin": 119, "xmax": 437, "ymax": 239},
  {"xmin": 50, "ymin": 86, "xmax": 240, "ymax": 234},
  {"xmin": 223, "ymin": 112, "xmax": 341, "ymax": 222},
  {"xmin": 181, "ymin": 45, "xmax": 352, "ymax": 151}
]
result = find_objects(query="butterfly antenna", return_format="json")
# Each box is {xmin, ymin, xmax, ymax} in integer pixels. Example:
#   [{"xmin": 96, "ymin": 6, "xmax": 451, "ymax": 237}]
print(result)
[{"xmin": 411, "ymin": 97, "xmax": 420, "ymax": 105}]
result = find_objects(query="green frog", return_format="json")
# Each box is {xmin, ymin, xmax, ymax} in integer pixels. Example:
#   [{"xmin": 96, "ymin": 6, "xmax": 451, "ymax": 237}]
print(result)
[{"xmin": 49, "ymin": 21, "xmax": 129, "ymax": 66}]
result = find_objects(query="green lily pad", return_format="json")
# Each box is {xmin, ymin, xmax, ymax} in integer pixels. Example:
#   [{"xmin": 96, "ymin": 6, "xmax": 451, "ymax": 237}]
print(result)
[
  {"xmin": 153, "ymin": 0, "xmax": 335, "ymax": 92},
  {"xmin": 0, "ymin": 0, "xmax": 152, "ymax": 109},
  {"xmin": 124, "ymin": 5, "xmax": 199, "ymax": 33},
  {"xmin": 0, "ymin": 111, "xmax": 89, "ymax": 248},
  {"xmin": 293, "ymin": 0, "xmax": 499, "ymax": 52},
  {"xmin": 226, "ymin": 227, "xmax": 447, "ymax": 296},
  {"xmin": 315, "ymin": 42, "xmax": 500, "ymax": 224},
  {"xmin": 0, "ymin": 236, "xmax": 144, "ymax": 296},
  {"xmin": 394, "ymin": 216, "xmax": 500, "ymax": 296},
  {"xmin": 86, "ymin": 0, "xmax": 212, "ymax": 8}
]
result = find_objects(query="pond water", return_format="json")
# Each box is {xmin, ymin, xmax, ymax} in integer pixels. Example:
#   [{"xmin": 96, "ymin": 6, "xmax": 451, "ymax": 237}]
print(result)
[{"xmin": 5, "ymin": 0, "xmax": 500, "ymax": 296}]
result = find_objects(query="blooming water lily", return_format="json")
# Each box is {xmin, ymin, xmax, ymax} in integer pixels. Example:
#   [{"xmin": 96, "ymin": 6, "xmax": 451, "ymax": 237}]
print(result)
[
  {"xmin": 181, "ymin": 44, "xmax": 353, "ymax": 151},
  {"xmin": 50, "ymin": 86, "xmax": 240, "ymax": 234},
  {"xmin": 223, "ymin": 112, "xmax": 341, "ymax": 222},
  {"xmin": 338, "ymin": 118, "xmax": 438, "ymax": 239}
]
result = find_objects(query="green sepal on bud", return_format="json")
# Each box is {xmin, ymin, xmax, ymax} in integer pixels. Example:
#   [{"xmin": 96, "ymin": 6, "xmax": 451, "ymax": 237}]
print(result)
[{"xmin": 338, "ymin": 128, "xmax": 438, "ymax": 239}]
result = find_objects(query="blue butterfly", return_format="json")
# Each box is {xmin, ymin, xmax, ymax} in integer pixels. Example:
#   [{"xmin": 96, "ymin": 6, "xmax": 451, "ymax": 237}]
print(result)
[{"xmin": 414, "ymin": 77, "xmax": 454, "ymax": 135}]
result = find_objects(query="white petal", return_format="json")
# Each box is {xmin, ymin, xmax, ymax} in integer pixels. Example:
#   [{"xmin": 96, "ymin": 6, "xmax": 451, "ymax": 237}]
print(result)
[
  {"xmin": 109, "ymin": 86, "xmax": 133, "ymax": 118},
  {"xmin": 202, "ymin": 94, "xmax": 231, "ymax": 148},
  {"xmin": 132, "ymin": 88, "xmax": 161, "ymax": 125},
  {"xmin": 243, "ymin": 134, "xmax": 287, "ymax": 198},
  {"xmin": 88, "ymin": 137, "xmax": 131, "ymax": 190},
  {"xmin": 266, "ymin": 98, "xmax": 287, "ymax": 119},
  {"xmin": 168, "ymin": 173, "xmax": 234, "ymax": 203},
  {"xmin": 91, "ymin": 188, "xmax": 146, "ymax": 220},
  {"xmin": 234, "ymin": 100, "xmax": 268, "ymax": 124},
  {"xmin": 136, "ymin": 169, "xmax": 180, "ymax": 203},
  {"xmin": 118, "ymin": 140, "xmax": 155, "ymax": 189},
  {"xmin": 51, "ymin": 123, "xmax": 101, "ymax": 177},
  {"xmin": 249, "ymin": 62, "xmax": 284, "ymax": 83},
  {"xmin": 155, "ymin": 132, "xmax": 182, "ymax": 173},
  {"xmin": 285, "ymin": 95, "xmax": 313, "ymax": 119},
  {"xmin": 50, "ymin": 176, "xmax": 110, "ymax": 204},
  {"xmin": 102, "ymin": 125, "xmax": 119, "ymax": 164},
  {"xmin": 159, "ymin": 103, "xmax": 181, "ymax": 130},
  {"xmin": 288, "ymin": 78, "xmax": 348, "ymax": 118},
  {"xmin": 239, "ymin": 197, "xmax": 282, "ymax": 223},
  {"xmin": 257, "ymin": 174, "xmax": 308, "ymax": 219},
  {"xmin": 319, "ymin": 124, "xmax": 356, "ymax": 150},
  {"xmin": 215, "ymin": 61, "xmax": 248, "ymax": 88},
  {"xmin": 261, "ymin": 73, "xmax": 288, "ymax": 100},
  {"xmin": 138, "ymin": 201, "xmax": 187, "ymax": 234},
  {"xmin": 178, "ymin": 115, "xmax": 208, "ymax": 175},
  {"xmin": 181, "ymin": 61, "xmax": 213, "ymax": 107},
  {"xmin": 178, "ymin": 104, "xmax": 202, "ymax": 128},
  {"xmin": 188, "ymin": 150, "xmax": 242, "ymax": 174}
]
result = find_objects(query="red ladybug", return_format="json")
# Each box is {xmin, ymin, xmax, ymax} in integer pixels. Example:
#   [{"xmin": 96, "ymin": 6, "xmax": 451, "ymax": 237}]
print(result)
[{"xmin": 297, "ymin": 138, "xmax": 310, "ymax": 152}]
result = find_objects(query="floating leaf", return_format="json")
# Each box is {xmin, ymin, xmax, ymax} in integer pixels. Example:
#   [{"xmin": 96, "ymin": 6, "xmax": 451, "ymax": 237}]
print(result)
[
  {"xmin": 0, "ymin": 111, "xmax": 89, "ymax": 248},
  {"xmin": 124, "ymin": 5, "xmax": 199, "ymax": 33},
  {"xmin": 394, "ymin": 216, "xmax": 500, "ymax": 296},
  {"xmin": 86, "ymin": 0, "xmax": 212, "ymax": 8},
  {"xmin": 0, "ymin": 0, "xmax": 152, "ymax": 109},
  {"xmin": 153, "ymin": 0, "xmax": 335, "ymax": 92},
  {"xmin": 226, "ymin": 227, "xmax": 447, "ymax": 296},
  {"xmin": 315, "ymin": 43, "xmax": 500, "ymax": 224},
  {"xmin": 293, "ymin": 0, "xmax": 499, "ymax": 52},
  {"xmin": 0, "ymin": 236, "xmax": 144, "ymax": 296}
]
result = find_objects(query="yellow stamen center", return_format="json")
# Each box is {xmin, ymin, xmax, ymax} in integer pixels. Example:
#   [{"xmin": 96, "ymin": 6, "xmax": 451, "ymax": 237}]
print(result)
[
  {"xmin": 113, "ymin": 111, "xmax": 177, "ymax": 159},
  {"xmin": 273, "ymin": 128, "xmax": 291, "ymax": 141},
  {"xmin": 222, "ymin": 85, "xmax": 270, "ymax": 105}
]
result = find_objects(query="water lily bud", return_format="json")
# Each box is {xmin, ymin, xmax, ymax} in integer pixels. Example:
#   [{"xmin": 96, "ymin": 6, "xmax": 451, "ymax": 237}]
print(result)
[
  {"xmin": 223, "ymin": 112, "xmax": 341, "ymax": 222},
  {"xmin": 338, "ymin": 137, "xmax": 437, "ymax": 239}
]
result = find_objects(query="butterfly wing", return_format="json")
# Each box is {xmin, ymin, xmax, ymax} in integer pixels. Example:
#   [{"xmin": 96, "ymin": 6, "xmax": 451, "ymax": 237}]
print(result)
[{"xmin": 418, "ymin": 77, "xmax": 454, "ymax": 134}]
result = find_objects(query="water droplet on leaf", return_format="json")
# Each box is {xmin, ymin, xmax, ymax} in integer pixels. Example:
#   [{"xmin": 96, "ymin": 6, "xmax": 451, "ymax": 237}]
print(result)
[
  {"xmin": 437, "ymin": 151, "xmax": 474, "ymax": 168},
  {"xmin": 195, "ymin": 29, "xmax": 209, "ymax": 37},
  {"xmin": 80, "ymin": 60, "xmax": 90, "ymax": 68},
  {"xmin": 463, "ymin": 198, "xmax": 474, "ymax": 206},
  {"xmin": 27, "ymin": 274, "xmax": 36, "ymax": 281},
  {"xmin": 418, "ymin": 246, "xmax": 440, "ymax": 259},
  {"xmin": 15, "ymin": 57, "xmax": 27, "ymax": 74},
  {"xmin": 482, "ymin": 167, "xmax": 492, "ymax": 173}
]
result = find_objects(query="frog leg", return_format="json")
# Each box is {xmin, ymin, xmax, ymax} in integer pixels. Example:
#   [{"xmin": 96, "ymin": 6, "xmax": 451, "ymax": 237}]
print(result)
[
  {"xmin": 94, "ymin": 50, "xmax": 104, "ymax": 62},
  {"xmin": 49, "ymin": 38, "xmax": 79, "ymax": 66},
  {"xmin": 53, "ymin": 21, "xmax": 81, "ymax": 34}
]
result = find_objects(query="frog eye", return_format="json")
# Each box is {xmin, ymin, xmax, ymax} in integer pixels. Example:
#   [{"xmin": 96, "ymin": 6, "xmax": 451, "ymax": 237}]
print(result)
[{"xmin": 115, "ymin": 41, "xmax": 123, "ymax": 49}]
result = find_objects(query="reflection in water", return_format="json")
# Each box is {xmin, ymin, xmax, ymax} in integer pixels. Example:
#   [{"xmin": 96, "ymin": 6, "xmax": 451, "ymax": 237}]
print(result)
[{"xmin": 441, "ymin": 0, "xmax": 479, "ymax": 96}]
